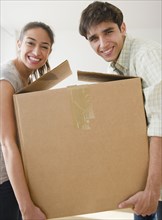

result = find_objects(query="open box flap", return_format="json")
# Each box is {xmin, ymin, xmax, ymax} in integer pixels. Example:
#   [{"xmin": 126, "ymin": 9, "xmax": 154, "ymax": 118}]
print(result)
[
  {"xmin": 77, "ymin": 70, "xmax": 136, "ymax": 83},
  {"xmin": 18, "ymin": 60, "xmax": 72, "ymax": 93}
]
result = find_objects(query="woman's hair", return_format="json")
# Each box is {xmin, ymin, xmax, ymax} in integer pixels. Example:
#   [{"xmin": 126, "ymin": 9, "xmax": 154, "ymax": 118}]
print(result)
[
  {"xmin": 19, "ymin": 21, "xmax": 55, "ymax": 82},
  {"xmin": 79, "ymin": 1, "xmax": 123, "ymax": 39}
]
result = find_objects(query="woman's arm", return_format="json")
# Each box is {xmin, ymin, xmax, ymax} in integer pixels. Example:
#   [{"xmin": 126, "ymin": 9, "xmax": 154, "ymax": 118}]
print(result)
[{"xmin": 0, "ymin": 80, "xmax": 46, "ymax": 219}]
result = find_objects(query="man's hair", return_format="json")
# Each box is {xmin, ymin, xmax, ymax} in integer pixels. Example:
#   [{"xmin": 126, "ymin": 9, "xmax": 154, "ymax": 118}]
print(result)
[{"xmin": 79, "ymin": 1, "xmax": 123, "ymax": 39}]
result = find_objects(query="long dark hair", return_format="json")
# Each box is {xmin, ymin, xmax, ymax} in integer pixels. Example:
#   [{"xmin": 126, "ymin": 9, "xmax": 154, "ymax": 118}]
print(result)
[{"xmin": 19, "ymin": 21, "xmax": 55, "ymax": 82}]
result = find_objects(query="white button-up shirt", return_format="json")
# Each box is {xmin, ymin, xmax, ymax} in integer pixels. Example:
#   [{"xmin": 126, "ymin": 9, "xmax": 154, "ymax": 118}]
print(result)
[{"xmin": 109, "ymin": 34, "xmax": 162, "ymax": 137}]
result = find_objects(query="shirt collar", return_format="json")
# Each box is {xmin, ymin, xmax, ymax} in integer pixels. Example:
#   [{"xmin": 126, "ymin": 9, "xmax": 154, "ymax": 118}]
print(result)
[{"xmin": 111, "ymin": 34, "xmax": 133, "ymax": 75}]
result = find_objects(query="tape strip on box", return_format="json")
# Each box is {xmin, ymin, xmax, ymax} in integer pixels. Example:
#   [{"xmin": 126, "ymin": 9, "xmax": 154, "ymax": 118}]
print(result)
[{"xmin": 69, "ymin": 86, "xmax": 95, "ymax": 130}]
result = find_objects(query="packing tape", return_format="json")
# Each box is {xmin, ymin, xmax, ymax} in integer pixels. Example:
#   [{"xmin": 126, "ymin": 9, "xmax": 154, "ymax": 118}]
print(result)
[{"xmin": 69, "ymin": 86, "xmax": 95, "ymax": 129}]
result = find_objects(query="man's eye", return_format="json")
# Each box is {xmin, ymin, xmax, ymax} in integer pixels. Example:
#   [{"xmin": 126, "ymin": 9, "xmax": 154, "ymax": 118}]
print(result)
[
  {"xmin": 106, "ymin": 30, "xmax": 113, "ymax": 34},
  {"xmin": 89, "ymin": 37, "xmax": 98, "ymax": 42},
  {"xmin": 41, "ymin": 46, "xmax": 49, "ymax": 50}
]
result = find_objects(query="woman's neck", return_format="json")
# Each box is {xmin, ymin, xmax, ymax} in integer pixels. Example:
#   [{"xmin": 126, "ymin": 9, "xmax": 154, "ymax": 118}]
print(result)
[{"xmin": 13, "ymin": 58, "xmax": 33, "ymax": 85}]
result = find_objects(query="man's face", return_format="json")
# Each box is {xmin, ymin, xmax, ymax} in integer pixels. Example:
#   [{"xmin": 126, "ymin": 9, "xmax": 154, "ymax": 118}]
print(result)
[{"xmin": 87, "ymin": 21, "xmax": 126, "ymax": 62}]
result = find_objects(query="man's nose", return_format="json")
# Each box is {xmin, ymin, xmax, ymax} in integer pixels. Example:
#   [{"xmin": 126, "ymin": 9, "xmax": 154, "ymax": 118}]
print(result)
[{"xmin": 99, "ymin": 37, "xmax": 107, "ymax": 48}]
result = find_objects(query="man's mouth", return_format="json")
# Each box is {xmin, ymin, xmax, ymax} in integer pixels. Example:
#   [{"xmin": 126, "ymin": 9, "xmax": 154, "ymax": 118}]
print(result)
[{"xmin": 102, "ymin": 46, "xmax": 114, "ymax": 56}]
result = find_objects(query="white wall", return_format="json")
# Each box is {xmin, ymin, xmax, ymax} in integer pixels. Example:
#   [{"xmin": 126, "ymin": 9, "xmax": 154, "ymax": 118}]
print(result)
[
  {"xmin": 0, "ymin": 27, "xmax": 17, "ymax": 64},
  {"xmin": 1, "ymin": 1, "xmax": 161, "ymax": 88}
]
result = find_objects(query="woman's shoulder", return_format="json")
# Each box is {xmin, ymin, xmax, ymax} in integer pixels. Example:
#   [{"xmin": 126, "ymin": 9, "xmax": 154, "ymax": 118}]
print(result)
[
  {"xmin": 1, "ymin": 60, "xmax": 16, "ymax": 75},
  {"xmin": 0, "ymin": 60, "xmax": 23, "ymax": 92}
]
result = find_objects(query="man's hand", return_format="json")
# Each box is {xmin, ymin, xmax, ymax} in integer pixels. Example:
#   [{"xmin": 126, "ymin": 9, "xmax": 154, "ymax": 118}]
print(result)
[
  {"xmin": 118, "ymin": 190, "xmax": 159, "ymax": 217},
  {"xmin": 119, "ymin": 137, "xmax": 161, "ymax": 216}
]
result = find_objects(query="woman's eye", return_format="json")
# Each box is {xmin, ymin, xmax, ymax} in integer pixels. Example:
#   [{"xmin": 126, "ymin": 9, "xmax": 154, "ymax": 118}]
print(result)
[{"xmin": 26, "ymin": 41, "xmax": 34, "ymax": 46}]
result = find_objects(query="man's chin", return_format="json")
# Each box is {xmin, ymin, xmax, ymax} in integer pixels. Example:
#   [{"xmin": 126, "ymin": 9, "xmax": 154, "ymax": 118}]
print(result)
[{"xmin": 102, "ymin": 57, "xmax": 114, "ymax": 62}]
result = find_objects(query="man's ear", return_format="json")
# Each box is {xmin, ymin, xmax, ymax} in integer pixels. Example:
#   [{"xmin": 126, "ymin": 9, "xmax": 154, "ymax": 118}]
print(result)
[
  {"xmin": 120, "ymin": 22, "xmax": 126, "ymax": 35},
  {"xmin": 49, "ymin": 48, "xmax": 52, "ymax": 54}
]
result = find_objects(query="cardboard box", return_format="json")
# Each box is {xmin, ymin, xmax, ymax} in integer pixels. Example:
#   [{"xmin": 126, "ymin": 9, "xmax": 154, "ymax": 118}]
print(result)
[{"xmin": 13, "ymin": 60, "xmax": 149, "ymax": 219}]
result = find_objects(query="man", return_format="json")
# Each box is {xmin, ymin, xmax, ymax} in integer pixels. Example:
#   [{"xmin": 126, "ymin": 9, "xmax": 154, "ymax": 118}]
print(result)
[{"xmin": 79, "ymin": 1, "xmax": 162, "ymax": 220}]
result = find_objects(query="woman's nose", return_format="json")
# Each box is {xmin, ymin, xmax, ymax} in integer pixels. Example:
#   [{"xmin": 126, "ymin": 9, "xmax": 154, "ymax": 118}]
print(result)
[{"xmin": 32, "ymin": 46, "xmax": 41, "ymax": 56}]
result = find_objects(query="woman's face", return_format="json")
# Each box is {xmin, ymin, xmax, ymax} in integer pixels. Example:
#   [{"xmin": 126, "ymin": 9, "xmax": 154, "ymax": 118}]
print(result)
[
  {"xmin": 87, "ymin": 21, "xmax": 126, "ymax": 62},
  {"xmin": 17, "ymin": 27, "xmax": 52, "ymax": 70}
]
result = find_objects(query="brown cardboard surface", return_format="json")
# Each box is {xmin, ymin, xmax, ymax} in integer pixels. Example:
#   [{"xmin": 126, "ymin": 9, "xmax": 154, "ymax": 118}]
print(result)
[
  {"xmin": 77, "ymin": 70, "xmax": 136, "ymax": 82},
  {"xmin": 18, "ymin": 60, "xmax": 72, "ymax": 93},
  {"xmin": 13, "ymin": 65, "xmax": 149, "ymax": 219}
]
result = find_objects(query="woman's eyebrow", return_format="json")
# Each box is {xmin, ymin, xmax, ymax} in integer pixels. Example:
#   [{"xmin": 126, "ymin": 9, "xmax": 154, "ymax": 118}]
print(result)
[
  {"xmin": 26, "ymin": 37, "xmax": 36, "ymax": 41},
  {"xmin": 26, "ymin": 37, "xmax": 50, "ymax": 45}
]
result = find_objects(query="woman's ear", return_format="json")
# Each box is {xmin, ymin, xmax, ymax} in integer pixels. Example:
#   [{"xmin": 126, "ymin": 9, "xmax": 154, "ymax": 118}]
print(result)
[{"xmin": 17, "ymin": 40, "xmax": 22, "ymax": 52}]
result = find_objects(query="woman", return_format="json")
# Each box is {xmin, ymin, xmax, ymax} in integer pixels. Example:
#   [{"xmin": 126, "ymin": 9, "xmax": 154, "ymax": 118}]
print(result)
[{"xmin": 0, "ymin": 21, "xmax": 54, "ymax": 220}]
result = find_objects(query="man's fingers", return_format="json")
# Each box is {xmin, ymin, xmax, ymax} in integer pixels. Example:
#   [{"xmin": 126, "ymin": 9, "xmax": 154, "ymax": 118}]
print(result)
[{"xmin": 118, "ymin": 197, "xmax": 135, "ymax": 209}]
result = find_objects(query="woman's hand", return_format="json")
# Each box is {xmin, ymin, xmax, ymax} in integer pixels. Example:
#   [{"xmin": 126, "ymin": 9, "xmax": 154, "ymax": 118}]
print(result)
[{"xmin": 22, "ymin": 204, "xmax": 46, "ymax": 220}]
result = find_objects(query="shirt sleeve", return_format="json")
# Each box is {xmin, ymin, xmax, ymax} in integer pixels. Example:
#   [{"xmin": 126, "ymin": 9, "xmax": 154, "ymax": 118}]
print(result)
[
  {"xmin": 144, "ymin": 81, "xmax": 162, "ymax": 136},
  {"xmin": 135, "ymin": 46, "xmax": 162, "ymax": 137},
  {"xmin": 0, "ymin": 62, "xmax": 22, "ymax": 93}
]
